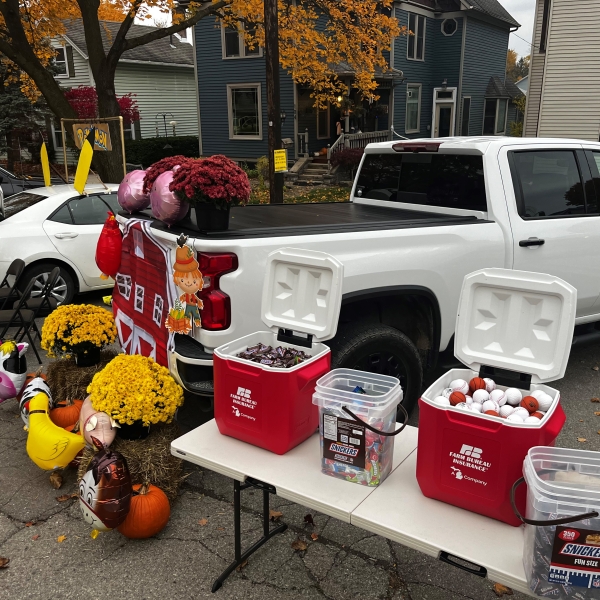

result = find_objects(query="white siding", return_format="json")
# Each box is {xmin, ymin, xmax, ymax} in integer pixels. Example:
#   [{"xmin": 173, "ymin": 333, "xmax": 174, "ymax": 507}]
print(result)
[
  {"xmin": 114, "ymin": 63, "xmax": 199, "ymax": 139},
  {"xmin": 52, "ymin": 41, "xmax": 92, "ymax": 89},
  {"xmin": 537, "ymin": 0, "xmax": 600, "ymax": 140},
  {"xmin": 523, "ymin": 0, "xmax": 546, "ymax": 137}
]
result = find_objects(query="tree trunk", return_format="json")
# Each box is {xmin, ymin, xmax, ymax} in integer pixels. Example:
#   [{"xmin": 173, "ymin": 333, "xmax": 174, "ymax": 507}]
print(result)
[{"xmin": 5, "ymin": 131, "xmax": 14, "ymax": 172}]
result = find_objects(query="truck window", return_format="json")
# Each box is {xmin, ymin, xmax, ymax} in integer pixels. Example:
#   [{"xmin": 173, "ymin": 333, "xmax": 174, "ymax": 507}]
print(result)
[
  {"xmin": 356, "ymin": 153, "xmax": 487, "ymax": 211},
  {"xmin": 509, "ymin": 150, "xmax": 586, "ymax": 218},
  {"xmin": 584, "ymin": 151, "xmax": 600, "ymax": 214}
]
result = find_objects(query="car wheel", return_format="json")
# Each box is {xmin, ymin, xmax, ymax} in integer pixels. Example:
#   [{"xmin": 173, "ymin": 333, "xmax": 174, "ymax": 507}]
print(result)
[
  {"xmin": 20, "ymin": 263, "xmax": 76, "ymax": 306},
  {"xmin": 329, "ymin": 322, "xmax": 423, "ymax": 416}
]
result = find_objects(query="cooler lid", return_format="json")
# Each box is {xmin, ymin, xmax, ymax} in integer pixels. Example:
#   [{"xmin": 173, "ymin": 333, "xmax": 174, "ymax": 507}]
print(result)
[
  {"xmin": 261, "ymin": 248, "xmax": 344, "ymax": 342},
  {"xmin": 455, "ymin": 269, "xmax": 576, "ymax": 383}
]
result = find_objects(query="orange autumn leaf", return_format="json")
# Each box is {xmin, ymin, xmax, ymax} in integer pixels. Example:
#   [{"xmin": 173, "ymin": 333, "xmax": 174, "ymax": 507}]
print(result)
[{"xmin": 57, "ymin": 535, "xmax": 66, "ymax": 543}]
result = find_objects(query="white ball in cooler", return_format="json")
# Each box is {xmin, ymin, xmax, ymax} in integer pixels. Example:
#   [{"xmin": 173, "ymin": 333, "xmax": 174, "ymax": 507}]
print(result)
[
  {"xmin": 499, "ymin": 405, "xmax": 514, "ymax": 418},
  {"xmin": 524, "ymin": 416, "xmax": 541, "ymax": 424},
  {"xmin": 434, "ymin": 396, "xmax": 450, "ymax": 406},
  {"xmin": 505, "ymin": 388, "xmax": 523, "ymax": 406},
  {"xmin": 441, "ymin": 387, "xmax": 453, "ymax": 399},
  {"xmin": 490, "ymin": 389, "xmax": 506, "ymax": 406},
  {"xmin": 530, "ymin": 389, "xmax": 545, "ymax": 400},
  {"xmin": 455, "ymin": 402, "xmax": 468, "ymax": 410},
  {"xmin": 484, "ymin": 378, "xmax": 496, "ymax": 392},
  {"xmin": 512, "ymin": 407, "xmax": 530, "ymax": 420},
  {"xmin": 470, "ymin": 403, "xmax": 483, "ymax": 413},
  {"xmin": 465, "ymin": 395, "xmax": 473, "ymax": 405},
  {"xmin": 450, "ymin": 379, "xmax": 469, "ymax": 395},
  {"xmin": 506, "ymin": 413, "xmax": 524, "ymax": 423},
  {"xmin": 537, "ymin": 392, "xmax": 554, "ymax": 412},
  {"xmin": 482, "ymin": 400, "xmax": 499, "ymax": 413},
  {"xmin": 472, "ymin": 389, "xmax": 489, "ymax": 404}
]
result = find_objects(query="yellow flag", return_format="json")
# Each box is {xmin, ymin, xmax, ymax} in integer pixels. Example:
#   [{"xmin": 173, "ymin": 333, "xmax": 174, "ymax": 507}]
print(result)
[
  {"xmin": 40, "ymin": 141, "xmax": 51, "ymax": 187},
  {"xmin": 73, "ymin": 128, "xmax": 95, "ymax": 195}
]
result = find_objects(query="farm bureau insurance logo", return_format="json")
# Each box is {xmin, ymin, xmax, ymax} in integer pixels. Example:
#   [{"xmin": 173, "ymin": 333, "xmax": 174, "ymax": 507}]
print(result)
[
  {"xmin": 230, "ymin": 387, "xmax": 257, "ymax": 421},
  {"xmin": 447, "ymin": 443, "xmax": 491, "ymax": 486}
]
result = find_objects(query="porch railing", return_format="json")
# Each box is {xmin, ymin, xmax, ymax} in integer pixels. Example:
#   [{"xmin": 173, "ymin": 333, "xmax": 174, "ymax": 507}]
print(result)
[
  {"xmin": 327, "ymin": 129, "xmax": 392, "ymax": 172},
  {"xmin": 297, "ymin": 128, "xmax": 309, "ymax": 157}
]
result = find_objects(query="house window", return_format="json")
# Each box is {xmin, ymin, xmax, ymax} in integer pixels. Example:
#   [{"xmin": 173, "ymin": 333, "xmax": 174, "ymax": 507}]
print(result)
[
  {"xmin": 53, "ymin": 47, "xmax": 69, "ymax": 78},
  {"xmin": 222, "ymin": 23, "xmax": 262, "ymax": 58},
  {"xmin": 405, "ymin": 84, "xmax": 421, "ymax": 133},
  {"xmin": 540, "ymin": 0, "xmax": 551, "ymax": 53},
  {"xmin": 227, "ymin": 84, "xmax": 262, "ymax": 140},
  {"xmin": 441, "ymin": 19, "xmax": 457, "ymax": 36},
  {"xmin": 317, "ymin": 104, "xmax": 330, "ymax": 139},
  {"xmin": 116, "ymin": 274, "xmax": 132, "ymax": 300},
  {"xmin": 461, "ymin": 97, "xmax": 471, "ymax": 136},
  {"xmin": 153, "ymin": 294, "xmax": 164, "ymax": 326},
  {"xmin": 123, "ymin": 121, "xmax": 136, "ymax": 141},
  {"xmin": 133, "ymin": 229, "xmax": 144, "ymax": 259},
  {"xmin": 483, "ymin": 99, "xmax": 508, "ymax": 135},
  {"xmin": 407, "ymin": 13, "xmax": 425, "ymax": 61},
  {"xmin": 134, "ymin": 284, "xmax": 144, "ymax": 313},
  {"xmin": 51, "ymin": 122, "xmax": 63, "ymax": 150}
]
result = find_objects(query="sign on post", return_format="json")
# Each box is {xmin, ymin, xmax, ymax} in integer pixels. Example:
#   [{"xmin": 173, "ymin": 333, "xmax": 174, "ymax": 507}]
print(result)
[
  {"xmin": 273, "ymin": 148, "xmax": 288, "ymax": 173},
  {"xmin": 72, "ymin": 123, "xmax": 112, "ymax": 151}
]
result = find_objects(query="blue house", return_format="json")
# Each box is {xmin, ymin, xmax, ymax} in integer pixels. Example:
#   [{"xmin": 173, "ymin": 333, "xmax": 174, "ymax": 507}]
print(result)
[{"xmin": 194, "ymin": 0, "xmax": 519, "ymax": 163}]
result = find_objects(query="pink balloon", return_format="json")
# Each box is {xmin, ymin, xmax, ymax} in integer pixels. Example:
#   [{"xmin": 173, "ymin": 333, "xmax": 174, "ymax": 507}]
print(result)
[
  {"xmin": 150, "ymin": 171, "xmax": 189, "ymax": 226},
  {"xmin": 117, "ymin": 170, "xmax": 150, "ymax": 213}
]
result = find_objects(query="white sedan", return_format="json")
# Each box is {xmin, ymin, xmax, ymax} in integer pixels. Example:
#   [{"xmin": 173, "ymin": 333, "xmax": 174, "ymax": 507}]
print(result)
[{"xmin": 0, "ymin": 184, "xmax": 120, "ymax": 305}]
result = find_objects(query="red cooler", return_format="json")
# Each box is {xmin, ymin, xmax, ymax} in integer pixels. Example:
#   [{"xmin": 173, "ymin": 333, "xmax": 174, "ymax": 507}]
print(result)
[
  {"xmin": 417, "ymin": 269, "xmax": 577, "ymax": 526},
  {"xmin": 214, "ymin": 248, "xmax": 344, "ymax": 455}
]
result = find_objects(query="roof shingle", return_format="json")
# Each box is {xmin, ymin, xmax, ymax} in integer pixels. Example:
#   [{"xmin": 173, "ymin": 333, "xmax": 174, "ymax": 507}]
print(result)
[{"xmin": 466, "ymin": 0, "xmax": 520, "ymax": 28}]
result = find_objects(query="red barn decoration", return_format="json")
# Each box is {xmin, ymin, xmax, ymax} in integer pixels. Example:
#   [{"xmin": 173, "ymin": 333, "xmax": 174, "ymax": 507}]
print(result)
[
  {"xmin": 95, "ymin": 213, "xmax": 123, "ymax": 279},
  {"xmin": 112, "ymin": 221, "xmax": 174, "ymax": 367}
]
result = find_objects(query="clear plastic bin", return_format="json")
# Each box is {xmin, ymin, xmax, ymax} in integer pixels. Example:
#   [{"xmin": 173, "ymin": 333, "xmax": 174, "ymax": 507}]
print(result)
[
  {"xmin": 312, "ymin": 369, "xmax": 403, "ymax": 487},
  {"xmin": 522, "ymin": 446, "xmax": 600, "ymax": 598}
]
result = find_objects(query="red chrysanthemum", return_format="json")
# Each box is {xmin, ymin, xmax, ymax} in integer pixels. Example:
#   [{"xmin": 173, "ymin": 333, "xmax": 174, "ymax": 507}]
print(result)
[{"xmin": 143, "ymin": 155, "xmax": 191, "ymax": 194}]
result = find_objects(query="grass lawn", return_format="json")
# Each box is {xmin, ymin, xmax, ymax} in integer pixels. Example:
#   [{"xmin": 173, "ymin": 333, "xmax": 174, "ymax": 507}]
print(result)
[{"xmin": 249, "ymin": 184, "xmax": 350, "ymax": 205}]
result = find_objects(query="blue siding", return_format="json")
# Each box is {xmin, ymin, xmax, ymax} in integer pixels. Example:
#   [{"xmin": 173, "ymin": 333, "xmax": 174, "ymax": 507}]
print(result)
[
  {"xmin": 195, "ymin": 18, "xmax": 295, "ymax": 160},
  {"xmin": 461, "ymin": 17, "xmax": 510, "ymax": 136}
]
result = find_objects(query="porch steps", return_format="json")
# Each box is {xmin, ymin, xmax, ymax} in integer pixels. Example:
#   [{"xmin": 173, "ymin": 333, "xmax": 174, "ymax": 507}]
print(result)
[{"xmin": 295, "ymin": 161, "xmax": 330, "ymax": 185}]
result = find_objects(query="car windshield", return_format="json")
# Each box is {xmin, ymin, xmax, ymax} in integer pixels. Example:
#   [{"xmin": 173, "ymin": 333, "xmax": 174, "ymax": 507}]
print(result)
[{"xmin": 0, "ymin": 191, "xmax": 47, "ymax": 221}]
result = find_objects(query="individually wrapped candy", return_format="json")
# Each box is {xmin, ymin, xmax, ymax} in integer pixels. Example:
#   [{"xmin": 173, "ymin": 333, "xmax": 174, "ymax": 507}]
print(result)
[{"xmin": 236, "ymin": 345, "xmax": 312, "ymax": 369}]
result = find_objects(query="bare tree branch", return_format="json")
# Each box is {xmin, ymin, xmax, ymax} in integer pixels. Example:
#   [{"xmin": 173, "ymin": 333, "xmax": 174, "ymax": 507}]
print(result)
[{"xmin": 106, "ymin": 0, "xmax": 145, "ymax": 71}]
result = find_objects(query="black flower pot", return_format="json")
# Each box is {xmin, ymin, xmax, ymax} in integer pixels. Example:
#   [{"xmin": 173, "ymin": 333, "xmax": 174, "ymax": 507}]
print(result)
[
  {"xmin": 194, "ymin": 203, "xmax": 231, "ymax": 231},
  {"xmin": 74, "ymin": 346, "xmax": 101, "ymax": 368},
  {"xmin": 117, "ymin": 421, "xmax": 151, "ymax": 441}
]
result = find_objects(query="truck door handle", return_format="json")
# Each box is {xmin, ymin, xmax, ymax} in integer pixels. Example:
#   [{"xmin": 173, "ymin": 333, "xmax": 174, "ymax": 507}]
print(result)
[
  {"xmin": 519, "ymin": 238, "xmax": 545, "ymax": 247},
  {"xmin": 54, "ymin": 232, "xmax": 79, "ymax": 239}
]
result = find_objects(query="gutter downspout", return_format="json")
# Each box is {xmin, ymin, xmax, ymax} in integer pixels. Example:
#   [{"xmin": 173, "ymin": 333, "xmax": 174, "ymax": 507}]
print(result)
[{"xmin": 192, "ymin": 25, "xmax": 203, "ymax": 156}]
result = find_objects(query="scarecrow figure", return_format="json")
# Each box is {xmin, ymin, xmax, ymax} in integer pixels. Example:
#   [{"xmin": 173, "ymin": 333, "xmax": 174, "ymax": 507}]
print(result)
[{"xmin": 165, "ymin": 235, "xmax": 204, "ymax": 334}]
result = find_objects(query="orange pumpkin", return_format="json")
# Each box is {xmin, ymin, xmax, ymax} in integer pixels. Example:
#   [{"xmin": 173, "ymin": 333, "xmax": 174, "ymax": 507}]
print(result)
[
  {"xmin": 50, "ymin": 398, "xmax": 83, "ymax": 429},
  {"xmin": 117, "ymin": 483, "xmax": 170, "ymax": 539}
]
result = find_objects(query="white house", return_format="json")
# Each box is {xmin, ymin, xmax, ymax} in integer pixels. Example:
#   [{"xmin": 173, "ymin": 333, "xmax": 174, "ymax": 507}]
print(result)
[{"xmin": 51, "ymin": 19, "xmax": 199, "ymax": 152}]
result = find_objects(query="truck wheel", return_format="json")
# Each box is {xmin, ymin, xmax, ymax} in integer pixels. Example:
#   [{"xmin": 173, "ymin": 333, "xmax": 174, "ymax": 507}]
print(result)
[
  {"xmin": 19, "ymin": 263, "xmax": 75, "ymax": 306},
  {"xmin": 329, "ymin": 323, "xmax": 423, "ymax": 416}
]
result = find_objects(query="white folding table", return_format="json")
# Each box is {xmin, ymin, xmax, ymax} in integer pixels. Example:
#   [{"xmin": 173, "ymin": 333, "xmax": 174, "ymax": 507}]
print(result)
[{"xmin": 171, "ymin": 420, "xmax": 533, "ymax": 596}]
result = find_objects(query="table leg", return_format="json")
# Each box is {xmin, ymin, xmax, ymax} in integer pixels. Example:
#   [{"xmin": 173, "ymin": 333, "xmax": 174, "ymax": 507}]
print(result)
[{"xmin": 211, "ymin": 477, "xmax": 288, "ymax": 592}]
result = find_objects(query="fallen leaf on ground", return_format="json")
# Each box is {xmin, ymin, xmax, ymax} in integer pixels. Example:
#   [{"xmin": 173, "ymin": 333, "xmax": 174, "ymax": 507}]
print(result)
[
  {"xmin": 90, "ymin": 529, "xmax": 100, "ymax": 540},
  {"xmin": 269, "ymin": 510, "xmax": 283, "ymax": 522},
  {"xmin": 580, "ymin": 419, "xmax": 584, "ymax": 422},
  {"xmin": 49, "ymin": 471, "xmax": 63, "ymax": 490},
  {"xmin": 595, "ymin": 411, "xmax": 600, "ymax": 415},
  {"xmin": 56, "ymin": 493, "xmax": 77, "ymax": 502},
  {"xmin": 57, "ymin": 535, "xmax": 66, "ymax": 543},
  {"xmin": 0, "ymin": 557, "xmax": 9, "ymax": 568},
  {"xmin": 235, "ymin": 560, "xmax": 248, "ymax": 572},
  {"xmin": 493, "ymin": 583, "xmax": 513, "ymax": 596},
  {"xmin": 578, "ymin": 438, "xmax": 587, "ymax": 443},
  {"xmin": 31, "ymin": 535, "xmax": 40, "ymax": 541},
  {"xmin": 593, "ymin": 366, "xmax": 599, "ymax": 371},
  {"xmin": 592, "ymin": 398, "xmax": 600, "ymax": 403},
  {"xmin": 304, "ymin": 514, "xmax": 315, "ymax": 526},
  {"xmin": 291, "ymin": 538, "xmax": 308, "ymax": 551},
  {"xmin": 311, "ymin": 533, "xmax": 319, "ymax": 541},
  {"xmin": 25, "ymin": 521, "xmax": 35, "ymax": 527},
  {"xmin": 198, "ymin": 518, "xmax": 208, "ymax": 526}
]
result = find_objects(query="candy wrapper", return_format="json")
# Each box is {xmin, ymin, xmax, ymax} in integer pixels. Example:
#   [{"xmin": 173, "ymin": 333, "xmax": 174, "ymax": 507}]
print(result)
[{"xmin": 236, "ymin": 343, "xmax": 312, "ymax": 369}]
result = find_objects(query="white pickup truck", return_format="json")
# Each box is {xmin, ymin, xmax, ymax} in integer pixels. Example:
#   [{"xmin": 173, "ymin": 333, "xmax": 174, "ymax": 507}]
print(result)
[{"xmin": 115, "ymin": 137, "xmax": 600, "ymax": 416}]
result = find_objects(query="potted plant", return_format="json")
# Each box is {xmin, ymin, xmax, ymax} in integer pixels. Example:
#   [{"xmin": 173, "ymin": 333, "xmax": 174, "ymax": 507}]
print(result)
[
  {"xmin": 41, "ymin": 304, "xmax": 117, "ymax": 367},
  {"xmin": 169, "ymin": 155, "xmax": 251, "ymax": 231},
  {"xmin": 87, "ymin": 354, "xmax": 184, "ymax": 440}
]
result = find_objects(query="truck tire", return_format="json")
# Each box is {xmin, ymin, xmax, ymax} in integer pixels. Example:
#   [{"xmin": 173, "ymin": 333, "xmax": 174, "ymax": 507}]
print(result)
[
  {"xmin": 329, "ymin": 323, "xmax": 423, "ymax": 416},
  {"xmin": 19, "ymin": 263, "xmax": 76, "ymax": 306}
]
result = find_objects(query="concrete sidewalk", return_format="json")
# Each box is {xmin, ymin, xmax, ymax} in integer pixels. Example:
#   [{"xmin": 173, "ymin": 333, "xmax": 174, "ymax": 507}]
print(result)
[{"xmin": 1, "ymin": 311, "xmax": 599, "ymax": 599}]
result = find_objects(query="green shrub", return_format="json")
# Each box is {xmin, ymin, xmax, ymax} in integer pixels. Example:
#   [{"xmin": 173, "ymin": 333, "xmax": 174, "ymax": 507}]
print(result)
[
  {"xmin": 124, "ymin": 136, "xmax": 200, "ymax": 168},
  {"xmin": 240, "ymin": 161, "xmax": 259, "ymax": 179},
  {"xmin": 257, "ymin": 155, "xmax": 269, "ymax": 186}
]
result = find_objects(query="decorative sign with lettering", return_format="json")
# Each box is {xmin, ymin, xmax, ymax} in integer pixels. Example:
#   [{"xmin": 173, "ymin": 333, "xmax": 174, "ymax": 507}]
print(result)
[{"xmin": 72, "ymin": 123, "xmax": 112, "ymax": 151}]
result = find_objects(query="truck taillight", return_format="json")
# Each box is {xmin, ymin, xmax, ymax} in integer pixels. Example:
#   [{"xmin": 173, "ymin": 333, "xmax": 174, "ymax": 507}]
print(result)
[{"xmin": 197, "ymin": 252, "xmax": 238, "ymax": 330}]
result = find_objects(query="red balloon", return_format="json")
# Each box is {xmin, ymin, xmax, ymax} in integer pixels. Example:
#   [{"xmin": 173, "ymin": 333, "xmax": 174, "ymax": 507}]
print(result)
[{"xmin": 95, "ymin": 212, "xmax": 123, "ymax": 279}]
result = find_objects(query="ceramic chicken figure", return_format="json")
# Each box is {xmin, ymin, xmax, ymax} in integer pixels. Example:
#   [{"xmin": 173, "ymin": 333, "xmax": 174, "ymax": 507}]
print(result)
[
  {"xmin": 0, "ymin": 340, "xmax": 28, "ymax": 402},
  {"xmin": 26, "ymin": 392, "xmax": 86, "ymax": 470}
]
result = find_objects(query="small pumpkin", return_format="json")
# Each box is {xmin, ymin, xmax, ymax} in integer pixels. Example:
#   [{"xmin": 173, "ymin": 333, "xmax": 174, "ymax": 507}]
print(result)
[
  {"xmin": 50, "ymin": 398, "xmax": 84, "ymax": 429},
  {"xmin": 117, "ymin": 482, "xmax": 170, "ymax": 539}
]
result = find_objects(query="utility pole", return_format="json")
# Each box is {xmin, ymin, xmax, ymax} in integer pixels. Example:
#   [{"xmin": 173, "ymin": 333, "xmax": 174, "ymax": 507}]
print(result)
[{"xmin": 264, "ymin": 0, "xmax": 284, "ymax": 204}]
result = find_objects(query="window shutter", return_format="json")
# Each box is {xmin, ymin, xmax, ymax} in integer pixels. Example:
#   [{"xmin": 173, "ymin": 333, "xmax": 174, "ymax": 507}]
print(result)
[
  {"xmin": 134, "ymin": 120, "xmax": 142, "ymax": 139},
  {"xmin": 66, "ymin": 46, "xmax": 76, "ymax": 78}
]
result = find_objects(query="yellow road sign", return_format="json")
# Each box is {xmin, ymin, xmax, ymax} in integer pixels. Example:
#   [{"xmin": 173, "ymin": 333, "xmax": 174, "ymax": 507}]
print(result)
[{"xmin": 274, "ymin": 149, "xmax": 288, "ymax": 173}]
